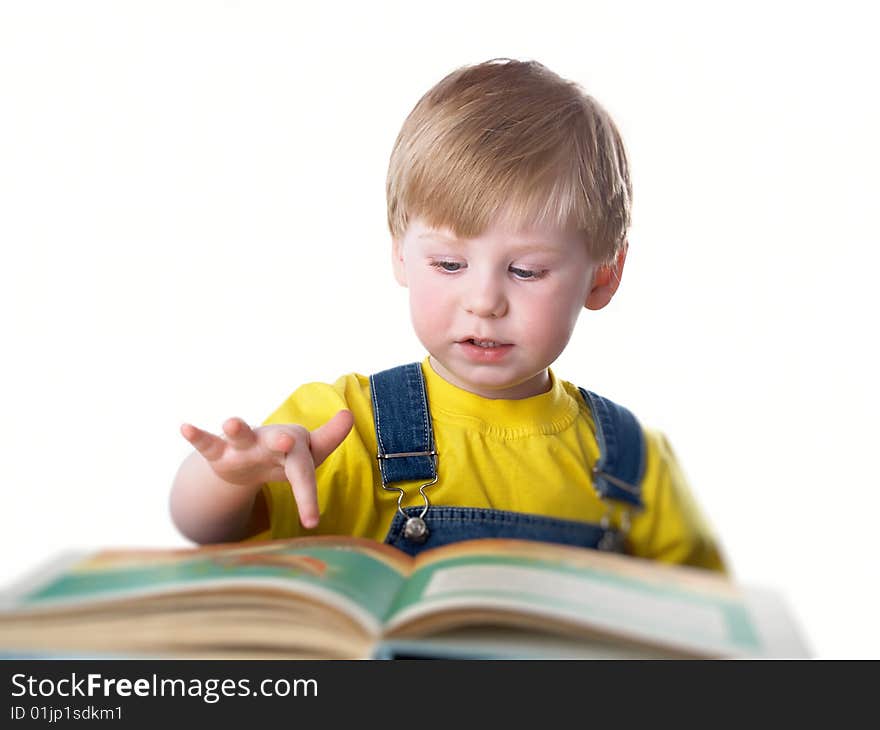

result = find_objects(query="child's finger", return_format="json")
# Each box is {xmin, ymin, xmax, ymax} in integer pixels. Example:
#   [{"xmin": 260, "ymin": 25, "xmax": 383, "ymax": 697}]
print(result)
[
  {"xmin": 254, "ymin": 424, "xmax": 301, "ymax": 457},
  {"xmin": 309, "ymin": 410, "xmax": 354, "ymax": 466},
  {"xmin": 180, "ymin": 423, "xmax": 226, "ymax": 461},
  {"xmin": 283, "ymin": 432, "xmax": 320, "ymax": 529},
  {"xmin": 221, "ymin": 417, "xmax": 257, "ymax": 449}
]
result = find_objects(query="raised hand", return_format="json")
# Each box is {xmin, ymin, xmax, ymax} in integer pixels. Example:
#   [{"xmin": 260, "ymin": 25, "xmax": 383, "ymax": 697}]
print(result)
[{"xmin": 180, "ymin": 410, "xmax": 354, "ymax": 528}]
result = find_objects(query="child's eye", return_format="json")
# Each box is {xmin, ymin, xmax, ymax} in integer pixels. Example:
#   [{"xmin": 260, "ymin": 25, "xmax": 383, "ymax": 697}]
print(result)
[
  {"xmin": 509, "ymin": 266, "xmax": 547, "ymax": 280},
  {"xmin": 430, "ymin": 261, "xmax": 465, "ymax": 273}
]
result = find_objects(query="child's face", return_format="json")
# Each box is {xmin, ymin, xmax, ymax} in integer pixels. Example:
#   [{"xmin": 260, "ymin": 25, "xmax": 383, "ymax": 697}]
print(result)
[{"xmin": 393, "ymin": 216, "xmax": 619, "ymax": 399}]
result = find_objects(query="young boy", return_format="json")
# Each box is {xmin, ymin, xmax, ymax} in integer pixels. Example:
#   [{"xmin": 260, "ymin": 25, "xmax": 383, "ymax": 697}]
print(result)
[{"xmin": 170, "ymin": 59, "xmax": 726, "ymax": 571}]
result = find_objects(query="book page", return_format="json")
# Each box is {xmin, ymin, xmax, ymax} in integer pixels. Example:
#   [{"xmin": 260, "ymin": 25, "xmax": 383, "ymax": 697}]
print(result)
[
  {"xmin": 0, "ymin": 537, "xmax": 410, "ymax": 638},
  {"xmin": 383, "ymin": 539, "xmax": 808, "ymax": 658}
]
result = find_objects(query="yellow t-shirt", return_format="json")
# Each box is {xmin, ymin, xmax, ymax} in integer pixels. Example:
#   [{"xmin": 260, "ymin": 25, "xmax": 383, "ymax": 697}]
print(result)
[{"xmin": 261, "ymin": 358, "xmax": 726, "ymax": 572}]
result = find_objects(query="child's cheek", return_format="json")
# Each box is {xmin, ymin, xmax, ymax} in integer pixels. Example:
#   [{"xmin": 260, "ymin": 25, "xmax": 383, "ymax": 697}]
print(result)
[
  {"xmin": 413, "ymin": 270, "xmax": 446, "ymax": 305},
  {"xmin": 408, "ymin": 275, "xmax": 448, "ymax": 331},
  {"xmin": 521, "ymin": 291, "xmax": 581, "ymax": 348}
]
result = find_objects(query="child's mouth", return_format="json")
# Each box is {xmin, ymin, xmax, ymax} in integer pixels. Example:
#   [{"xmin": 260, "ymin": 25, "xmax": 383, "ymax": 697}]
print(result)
[
  {"xmin": 466, "ymin": 338, "xmax": 503, "ymax": 348},
  {"xmin": 458, "ymin": 338, "xmax": 513, "ymax": 362}
]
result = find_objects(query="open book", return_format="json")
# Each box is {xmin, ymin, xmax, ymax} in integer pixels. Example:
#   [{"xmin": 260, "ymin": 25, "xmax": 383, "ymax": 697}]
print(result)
[{"xmin": 0, "ymin": 536, "xmax": 809, "ymax": 659}]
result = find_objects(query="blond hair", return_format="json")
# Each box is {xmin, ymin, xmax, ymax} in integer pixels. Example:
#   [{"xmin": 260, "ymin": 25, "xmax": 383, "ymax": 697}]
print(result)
[{"xmin": 386, "ymin": 59, "xmax": 632, "ymax": 264}]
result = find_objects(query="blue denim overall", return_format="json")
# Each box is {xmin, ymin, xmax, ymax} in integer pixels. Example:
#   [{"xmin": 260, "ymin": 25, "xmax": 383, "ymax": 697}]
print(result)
[{"xmin": 369, "ymin": 363, "xmax": 645, "ymax": 557}]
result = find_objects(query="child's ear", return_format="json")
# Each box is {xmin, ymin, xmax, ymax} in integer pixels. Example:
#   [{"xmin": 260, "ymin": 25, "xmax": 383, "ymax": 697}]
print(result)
[
  {"xmin": 585, "ymin": 242, "xmax": 628, "ymax": 311},
  {"xmin": 391, "ymin": 237, "xmax": 408, "ymax": 287}
]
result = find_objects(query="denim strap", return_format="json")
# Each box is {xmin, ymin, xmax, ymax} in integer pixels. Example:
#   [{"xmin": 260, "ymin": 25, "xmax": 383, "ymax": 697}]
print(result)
[
  {"xmin": 578, "ymin": 388, "xmax": 645, "ymax": 508},
  {"xmin": 369, "ymin": 363, "xmax": 437, "ymax": 485}
]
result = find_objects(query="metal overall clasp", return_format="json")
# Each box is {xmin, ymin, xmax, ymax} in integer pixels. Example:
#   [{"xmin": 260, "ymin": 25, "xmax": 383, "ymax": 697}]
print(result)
[
  {"xmin": 377, "ymin": 450, "xmax": 439, "ymax": 544},
  {"xmin": 592, "ymin": 466, "xmax": 638, "ymax": 553}
]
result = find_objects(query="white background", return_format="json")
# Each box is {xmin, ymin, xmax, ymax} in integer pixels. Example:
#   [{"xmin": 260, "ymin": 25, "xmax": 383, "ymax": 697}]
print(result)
[{"xmin": 1, "ymin": 1, "xmax": 877, "ymax": 658}]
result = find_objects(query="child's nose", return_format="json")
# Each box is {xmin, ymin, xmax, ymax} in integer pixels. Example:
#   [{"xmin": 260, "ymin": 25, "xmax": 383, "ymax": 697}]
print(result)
[{"xmin": 464, "ymin": 277, "xmax": 508, "ymax": 319}]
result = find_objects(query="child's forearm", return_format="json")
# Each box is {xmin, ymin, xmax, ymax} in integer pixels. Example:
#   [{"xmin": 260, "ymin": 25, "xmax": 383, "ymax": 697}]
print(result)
[{"xmin": 169, "ymin": 451, "xmax": 264, "ymax": 544}]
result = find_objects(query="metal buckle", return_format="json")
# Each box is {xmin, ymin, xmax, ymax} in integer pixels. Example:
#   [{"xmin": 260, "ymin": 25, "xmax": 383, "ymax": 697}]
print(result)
[
  {"xmin": 377, "ymin": 450, "xmax": 438, "ymax": 460},
  {"xmin": 591, "ymin": 466, "xmax": 642, "ymax": 498},
  {"xmin": 377, "ymin": 451, "xmax": 439, "ymax": 545}
]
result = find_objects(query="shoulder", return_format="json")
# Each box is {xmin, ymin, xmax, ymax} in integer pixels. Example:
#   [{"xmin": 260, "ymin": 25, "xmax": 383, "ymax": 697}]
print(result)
[
  {"xmin": 639, "ymin": 428, "xmax": 686, "ymax": 486},
  {"xmin": 558, "ymin": 378, "xmax": 649, "ymax": 463},
  {"xmin": 261, "ymin": 370, "xmax": 378, "ymax": 467},
  {"xmin": 557, "ymin": 379, "xmax": 671, "ymax": 462},
  {"xmin": 557, "ymin": 378, "xmax": 640, "ymax": 429},
  {"xmin": 559, "ymin": 378, "xmax": 691, "ymax": 492},
  {"xmin": 262, "ymin": 371, "xmax": 373, "ymax": 431}
]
